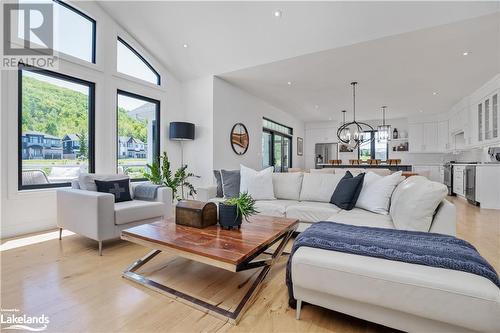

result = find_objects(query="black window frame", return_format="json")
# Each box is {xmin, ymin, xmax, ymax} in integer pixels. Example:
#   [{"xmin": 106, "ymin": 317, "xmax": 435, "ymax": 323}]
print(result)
[
  {"xmin": 117, "ymin": 37, "xmax": 161, "ymax": 86},
  {"xmin": 53, "ymin": 0, "xmax": 97, "ymax": 64},
  {"xmin": 18, "ymin": 64, "xmax": 96, "ymax": 190},
  {"xmin": 357, "ymin": 130, "xmax": 389, "ymax": 161},
  {"xmin": 116, "ymin": 89, "xmax": 161, "ymax": 182},
  {"xmin": 262, "ymin": 118, "xmax": 293, "ymax": 172}
]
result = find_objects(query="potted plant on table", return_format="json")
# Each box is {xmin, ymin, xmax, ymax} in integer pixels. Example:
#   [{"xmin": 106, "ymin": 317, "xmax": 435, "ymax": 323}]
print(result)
[{"xmin": 219, "ymin": 192, "xmax": 258, "ymax": 230}]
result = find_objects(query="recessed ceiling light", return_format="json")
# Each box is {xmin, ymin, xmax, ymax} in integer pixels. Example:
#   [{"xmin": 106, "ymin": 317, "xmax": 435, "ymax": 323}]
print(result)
[
  {"xmin": 274, "ymin": 10, "xmax": 282, "ymax": 17},
  {"xmin": 183, "ymin": 44, "xmax": 189, "ymax": 48},
  {"xmin": 287, "ymin": 81, "xmax": 292, "ymax": 86},
  {"xmin": 432, "ymin": 92, "xmax": 438, "ymax": 96},
  {"xmin": 462, "ymin": 51, "xmax": 469, "ymax": 56}
]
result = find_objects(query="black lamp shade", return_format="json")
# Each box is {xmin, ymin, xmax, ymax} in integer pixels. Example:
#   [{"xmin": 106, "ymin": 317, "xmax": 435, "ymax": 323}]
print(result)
[{"xmin": 169, "ymin": 122, "xmax": 195, "ymax": 141}]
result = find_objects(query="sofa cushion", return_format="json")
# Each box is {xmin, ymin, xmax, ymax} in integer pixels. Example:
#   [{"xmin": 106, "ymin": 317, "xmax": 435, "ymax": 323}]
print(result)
[
  {"xmin": 356, "ymin": 171, "xmax": 403, "ymax": 215},
  {"xmin": 78, "ymin": 173, "xmax": 128, "ymax": 192},
  {"xmin": 310, "ymin": 168, "xmax": 335, "ymax": 174},
  {"xmin": 292, "ymin": 247, "xmax": 500, "ymax": 333},
  {"xmin": 272, "ymin": 172, "xmax": 303, "ymax": 200},
  {"xmin": 330, "ymin": 171, "xmax": 365, "ymax": 210},
  {"xmin": 221, "ymin": 169, "xmax": 240, "ymax": 198},
  {"xmin": 114, "ymin": 200, "xmax": 164, "ymax": 225},
  {"xmin": 255, "ymin": 200, "xmax": 297, "ymax": 217},
  {"xmin": 326, "ymin": 208, "xmax": 394, "ymax": 229},
  {"xmin": 286, "ymin": 202, "xmax": 341, "ymax": 223},
  {"xmin": 390, "ymin": 176, "xmax": 448, "ymax": 232},
  {"xmin": 240, "ymin": 165, "xmax": 275, "ymax": 200},
  {"xmin": 300, "ymin": 173, "xmax": 343, "ymax": 203}
]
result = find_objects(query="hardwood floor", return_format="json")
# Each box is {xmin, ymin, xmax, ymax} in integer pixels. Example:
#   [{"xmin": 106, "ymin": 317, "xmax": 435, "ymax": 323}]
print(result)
[{"xmin": 1, "ymin": 197, "xmax": 499, "ymax": 333}]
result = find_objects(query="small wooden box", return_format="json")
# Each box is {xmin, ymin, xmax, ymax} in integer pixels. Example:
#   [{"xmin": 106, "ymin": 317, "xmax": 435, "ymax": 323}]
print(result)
[{"xmin": 175, "ymin": 200, "xmax": 217, "ymax": 228}]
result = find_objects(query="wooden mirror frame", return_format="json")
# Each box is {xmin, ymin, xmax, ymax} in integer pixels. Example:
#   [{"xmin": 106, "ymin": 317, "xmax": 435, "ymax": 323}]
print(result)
[{"xmin": 230, "ymin": 123, "xmax": 249, "ymax": 155}]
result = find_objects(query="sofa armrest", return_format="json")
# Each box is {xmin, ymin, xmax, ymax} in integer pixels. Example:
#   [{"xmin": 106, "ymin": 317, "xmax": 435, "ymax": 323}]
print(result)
[
  {"xmin": 196, "ymin": 185, "xmax": 218, "ymax": 202},
  {"xmin": 56, "ymin": 188, "xmax": 115, "ymax": 241},
  {"xmin": 429, "ymin": 199, "xmax": 456, "ymax": 236},
  {"xmin": 156, "ymin": 186, "xmax": 173, "ymax": 218}
]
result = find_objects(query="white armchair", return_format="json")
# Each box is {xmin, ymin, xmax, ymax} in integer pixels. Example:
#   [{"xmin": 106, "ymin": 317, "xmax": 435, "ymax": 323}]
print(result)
[{"xmin": 57, "ymin": 176, "xmax": 173, "ymax": 255}]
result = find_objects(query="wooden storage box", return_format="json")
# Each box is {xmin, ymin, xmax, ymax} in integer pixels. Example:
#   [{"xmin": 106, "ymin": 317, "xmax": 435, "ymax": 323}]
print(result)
[{"xmin": 175, "ymin": 200, "xmax": 217, "ymax": 228}]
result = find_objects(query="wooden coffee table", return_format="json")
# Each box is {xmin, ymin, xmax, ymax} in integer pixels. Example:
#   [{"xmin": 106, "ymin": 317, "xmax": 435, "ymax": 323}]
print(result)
[{"xmin": 121, "ymin": 215, "xmax": 298, "ymax": 324}]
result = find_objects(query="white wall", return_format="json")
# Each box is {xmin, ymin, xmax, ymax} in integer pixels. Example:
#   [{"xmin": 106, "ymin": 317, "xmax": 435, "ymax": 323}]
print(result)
[
  {"xmin": 213, "ymin": 77, "xmax": 305, "ymax": 171},
  {"xmin": 181, "ymin": 77, "xmax": 214, "ymax": 188},
  {"xmin": 0, "ymin": 1, "xmax": 183, "ymax": 238}
]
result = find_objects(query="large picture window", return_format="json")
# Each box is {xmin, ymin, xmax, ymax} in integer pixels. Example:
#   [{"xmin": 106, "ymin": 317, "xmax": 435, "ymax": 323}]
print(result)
[
  {"xmin": 117, "ymin": 37, "xmax": 161, "ymax": 85},
  {"xmin": 19, "ymin": 66, "xmax": 95, "ymax": 190},
  {"xmin": 117, "ymin": 90, "xmax": 160, "ymax": 179},
  {"xmin": 262, "ymin": 118, "xmax": 292, "ymax": 172},
  {"xmin": 358, "ymin": 131, "xmax": 389, "ymax": 161},
  {"xmin": 17, "ymin": 0, "xmax": 96, "ymax": 63}
]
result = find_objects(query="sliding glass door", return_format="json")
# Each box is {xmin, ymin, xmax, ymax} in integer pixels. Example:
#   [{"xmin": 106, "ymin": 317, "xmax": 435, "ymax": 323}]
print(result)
[{"xmin": 262, "ymin": 130, "xmax": 292, "ymax": 172}]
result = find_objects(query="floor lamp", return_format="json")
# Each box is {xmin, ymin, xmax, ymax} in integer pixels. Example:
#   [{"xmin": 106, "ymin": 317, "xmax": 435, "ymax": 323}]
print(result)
[{"xmin": 169, "ymin": 122, "xmax": 195, "ymax": 198}]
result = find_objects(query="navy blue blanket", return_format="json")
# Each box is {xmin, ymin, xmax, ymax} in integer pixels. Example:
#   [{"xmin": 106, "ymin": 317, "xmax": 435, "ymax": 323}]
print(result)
[{"xmin": 286, "ymin": 221, "xmax": 500, "ymax": 307}]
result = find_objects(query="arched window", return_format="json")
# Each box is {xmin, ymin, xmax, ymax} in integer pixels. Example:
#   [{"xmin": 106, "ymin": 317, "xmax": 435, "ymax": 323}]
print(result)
[{"xmin": 117, "ymin": 37, "xmax": 160, "ymax": 85}]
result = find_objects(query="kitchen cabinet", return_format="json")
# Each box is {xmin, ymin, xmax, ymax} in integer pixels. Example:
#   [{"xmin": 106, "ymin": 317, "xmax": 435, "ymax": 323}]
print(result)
[
  {"xmin": 476, "ymin": 90, "xmax": 499, "ymax": 144},
  {"xmin": 476, "ymin": 165, "xmax": 500, "ymax": 209},
  {"xmin": 452, "ymin": 165, "xmax": 466, "ymax": 197},
  {"xmin": 437, "ymin": 120, "xmax": 450, "ymax": 151},
  {"xmin": 413, "ymin": 165, "xmax": 444, "ymax": 183},
  {"xmin": 409, "ymin": 122, "xmax": 442, "ymax": 153},
  {"xmin": 408, "ymin": 123, "xmax": 424, "ymax": 152},
  {"xmin": 423, "ymin": 122, "xmax": 438, "ymax": 151}
]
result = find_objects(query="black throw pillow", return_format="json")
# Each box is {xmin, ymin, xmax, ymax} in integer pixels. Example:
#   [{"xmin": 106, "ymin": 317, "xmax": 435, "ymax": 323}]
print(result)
[
  {"xmin": 330, "ymin": 171, "xmax": 365, "ymax": 210},
  {"xmin": 94, "ymin": 178, "xmax": 132, "ymax": 203}
]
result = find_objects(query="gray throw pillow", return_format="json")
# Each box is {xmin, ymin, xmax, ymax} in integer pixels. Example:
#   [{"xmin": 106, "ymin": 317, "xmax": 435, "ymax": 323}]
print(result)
[
  {"xmin": 220, "ymin": 169, "xmax": 240, "ymax": 198},
  {"xmin": 213, "ymin": 170, "xmax": 223, "ymax": 198}
]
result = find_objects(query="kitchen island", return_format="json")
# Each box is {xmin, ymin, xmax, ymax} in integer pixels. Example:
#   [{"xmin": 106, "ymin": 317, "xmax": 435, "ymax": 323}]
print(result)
[{"xmin": 316, "ymin": 164, "xmax": 412, "ymax": 172}]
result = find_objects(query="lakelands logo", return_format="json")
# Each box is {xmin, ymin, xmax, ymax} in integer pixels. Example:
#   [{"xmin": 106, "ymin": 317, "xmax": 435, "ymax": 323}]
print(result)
[
  {"xmin": 1, "ymin": 308, "xmax": 49, "ymax": 331},
  {"xmin": 2, "ymin": 2, "xmax": 58, "ymax": 69}
]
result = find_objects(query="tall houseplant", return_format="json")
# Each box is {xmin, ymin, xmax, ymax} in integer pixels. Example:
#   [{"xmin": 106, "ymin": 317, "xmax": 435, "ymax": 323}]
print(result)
[{"xmin": 143, "ymin": 152, "xmax": 198, "ymax": 201}]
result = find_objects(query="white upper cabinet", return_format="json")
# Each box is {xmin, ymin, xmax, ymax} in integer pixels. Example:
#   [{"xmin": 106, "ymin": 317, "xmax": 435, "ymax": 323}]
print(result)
[
  {"xmin": 477, "ymin": 91, "xmax": 499, "ymax": 143},
  {"xmin": 437, "ymin": 120, "xmax": 449, "ymax": 151},
  {"xmin": 423, "ymin": 122, "xmax": 438, "ymax": 152},
  {"xmin": 409, "ymin": 121, "xmax": 446, "ymax": 153},
  {"xmin": 409, "ymin": 123, "xmax": 424, "ymax": 152}
]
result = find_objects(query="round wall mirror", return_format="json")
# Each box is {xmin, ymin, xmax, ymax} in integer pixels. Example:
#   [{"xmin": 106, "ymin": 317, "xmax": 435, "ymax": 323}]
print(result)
[{"xmin": 230, "ymin": 123, "xmax": 249, "ymax": 155}]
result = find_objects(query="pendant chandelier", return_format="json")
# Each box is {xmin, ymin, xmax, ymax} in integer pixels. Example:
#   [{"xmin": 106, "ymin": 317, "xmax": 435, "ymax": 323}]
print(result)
[
  {"xmin": 336, "ymin": 82, "xmax": 374, "ymax": 149},
  {"xmin": 377, "ymin": 106, "xmax": 391, "ymax": 142}
]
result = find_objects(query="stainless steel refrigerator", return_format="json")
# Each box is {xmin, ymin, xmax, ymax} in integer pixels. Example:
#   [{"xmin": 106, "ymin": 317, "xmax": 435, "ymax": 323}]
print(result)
[{"xmin": 315, "ymin": 143, "xmax": 338, "ymax": 168}]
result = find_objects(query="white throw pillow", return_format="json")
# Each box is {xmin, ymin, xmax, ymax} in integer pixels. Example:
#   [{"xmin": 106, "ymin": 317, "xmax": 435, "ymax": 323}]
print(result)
[
  {"xmin": 239, "ymin": 165, "xmax": 275, "ymax": 200},
  {"xmin": 299, "ymin": 173, "xmax": 343, "ymax": 203},
  {"xmin": 356, "ymin": 171, "xmax": 403, "ymax": 215},
  {"xmin": 390, "ymin": 176, "xmax": 448, "ymax": 232},
  {"xmin": 272, "ymin": 172, "xmax": 303, "ymax": 200}
]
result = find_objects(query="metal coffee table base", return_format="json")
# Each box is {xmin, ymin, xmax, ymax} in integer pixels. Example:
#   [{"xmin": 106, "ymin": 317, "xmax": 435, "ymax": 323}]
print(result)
[{"xmin": 122, "ymin": 228, "xmax": 295, "ymax": 324}]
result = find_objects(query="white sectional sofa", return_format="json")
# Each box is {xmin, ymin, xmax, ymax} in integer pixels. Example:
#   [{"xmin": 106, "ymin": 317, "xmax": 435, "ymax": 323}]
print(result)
[
  {"xmin": 198, "ymin": 172, "xmax": 500, "ymax": 332},
  {"xmin": 197, "ymin": 172, "xmax": 455, "ymax": 234}
]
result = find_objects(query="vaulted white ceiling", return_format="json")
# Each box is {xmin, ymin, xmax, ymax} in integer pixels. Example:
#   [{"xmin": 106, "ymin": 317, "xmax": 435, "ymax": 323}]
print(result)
[
  {"xmin": 99, "ymin": 1, "xmax": 500, "ymax": 121},
  {"xmin": 221, "ymin": 12, "xmax": 500, "ymax": 121}
]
